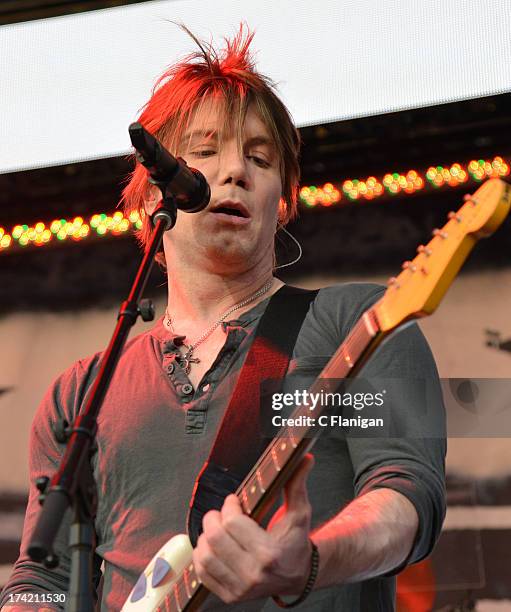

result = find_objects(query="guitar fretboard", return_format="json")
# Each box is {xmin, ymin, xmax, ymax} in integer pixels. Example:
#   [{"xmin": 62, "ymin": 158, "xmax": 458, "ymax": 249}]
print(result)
[{"xmin": 237, "ymin": 307, "xmax": 382, "ymax": 517}]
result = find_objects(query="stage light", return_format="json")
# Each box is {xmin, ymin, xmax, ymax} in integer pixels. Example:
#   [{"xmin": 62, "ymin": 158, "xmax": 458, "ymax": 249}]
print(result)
[
  {"xmin": 1, "ymin": 155, "xmax": 509, "ymax": 253},
  {"xmin": 300, "ymin": 184, "xmax": 341, "ymax": 207},
  {"xmin": 0, "ymin": 235, "xmax": 11, "ymax": 249},
  {"xmin": 468, "ymin": 156, "xmax": 509, "ymax": 181}
]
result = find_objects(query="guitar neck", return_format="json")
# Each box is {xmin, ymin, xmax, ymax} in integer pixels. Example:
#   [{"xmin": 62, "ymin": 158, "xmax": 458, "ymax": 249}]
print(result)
[{"xmin": 236, "ymin": 306, "xmax": 385, "ymax": 522}]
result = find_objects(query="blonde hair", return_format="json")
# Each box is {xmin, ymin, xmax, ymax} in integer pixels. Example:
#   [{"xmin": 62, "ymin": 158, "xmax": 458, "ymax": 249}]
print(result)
[{"xmin": 120, "ymin": 24, "xmax": 301, "ymax": 267}]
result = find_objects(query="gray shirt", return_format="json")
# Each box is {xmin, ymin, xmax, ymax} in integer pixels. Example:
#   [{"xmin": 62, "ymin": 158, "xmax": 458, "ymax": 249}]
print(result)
[{"xmin": 0, "ymin": 283, "xmax": 446, "ymax": 611}]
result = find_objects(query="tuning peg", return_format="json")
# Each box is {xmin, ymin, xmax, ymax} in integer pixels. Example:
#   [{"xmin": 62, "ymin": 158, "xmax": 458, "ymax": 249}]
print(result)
[
  {"xmin": 432, "ymin": 228, "xmax": 448, "ymax": 239},
  {"xmin": 463, "ymin": 193, "xmax": 478, "ymax": 205},
  {"xmin": 402, "ymin": 261, "xmax": 417, "ymax": 272},
  {"xmin": 417, "ymin": 245, "xmax": 432, "ymax": 256},
  {"xmin": 448, "ymin": 211, "xmax": 462, "ymax": 222}
]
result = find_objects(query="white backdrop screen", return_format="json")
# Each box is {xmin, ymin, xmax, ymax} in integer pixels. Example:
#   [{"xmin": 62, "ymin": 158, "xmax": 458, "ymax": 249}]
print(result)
[{"xmin": 1, "ymin": 0, "xmax": 510, "ymax": 173}]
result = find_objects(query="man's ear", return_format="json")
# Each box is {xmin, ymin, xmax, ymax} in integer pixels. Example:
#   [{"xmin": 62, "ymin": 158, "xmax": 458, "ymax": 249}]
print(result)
[
  {"xmin": 144, "ymin": 185, "xmax": 160, "ymax": 216},
  {"xmin": 277, "ymin": 197, "xmax": 288, "ymax": 224},
  {"xmin": 144, "ymin": 199, "xmax": 159, "ymax": 217}
]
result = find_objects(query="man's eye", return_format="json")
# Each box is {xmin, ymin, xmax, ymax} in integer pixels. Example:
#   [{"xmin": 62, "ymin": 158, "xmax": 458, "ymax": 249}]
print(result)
[
  {"xmin": 248, "ymin": 155, "xmax": 270, "ymax": 168},
  {"xmin": 192, "ymin": 150, "xmax": 216, "ymax": 157}
]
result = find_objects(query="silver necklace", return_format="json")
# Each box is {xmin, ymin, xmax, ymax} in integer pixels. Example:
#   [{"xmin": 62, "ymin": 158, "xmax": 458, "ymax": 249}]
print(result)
[{"xmin": 164, "ymin": 279, "xmax": 274, "ymax": 374}]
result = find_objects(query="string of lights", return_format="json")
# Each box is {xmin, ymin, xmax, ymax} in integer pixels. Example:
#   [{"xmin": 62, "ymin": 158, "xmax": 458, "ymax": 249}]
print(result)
[
  {"xmin": 299, "ymin": 156, "xmax": 509, "ymax": 207},
  {"xmin": 0, "ymin": 211, "xmax": 143, "ymax": 252},
  {"xmin": 1, "ymin": 156, "xmax": 509, "ymax": 253}
]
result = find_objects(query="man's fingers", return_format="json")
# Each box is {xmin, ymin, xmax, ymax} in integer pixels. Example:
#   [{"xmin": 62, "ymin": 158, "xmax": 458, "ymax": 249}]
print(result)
[
  {"xmin": 221, "ymin": 495, "xmax": 257, "ymax": 545},
  {"xmin": 220, "ymin": 495, "xmax": 273, "ymax": 553},
  {"xmin": 193, "ymin": 535, "xmax": 242, "ymax": 604},
  {"xmin": 202, "ymin": 507, "xmax": 247, "ymax": 565},
  {"xmin": 197, "ymin": 500, "xmax": 277, "ymax": 598},
  {"xmin": 221, "ymin": 494, "xmax": 243, "ymax": 516}
]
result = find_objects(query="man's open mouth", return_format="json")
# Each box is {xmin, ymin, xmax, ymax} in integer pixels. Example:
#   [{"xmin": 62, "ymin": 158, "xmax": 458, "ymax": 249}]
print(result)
[{"xmin": 211, "ymin": 201, "xmax": 250, "ymax": 218}]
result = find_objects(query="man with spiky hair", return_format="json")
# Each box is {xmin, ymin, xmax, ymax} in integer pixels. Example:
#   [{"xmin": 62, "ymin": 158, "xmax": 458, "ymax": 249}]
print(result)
[{"xmin": 1, "ymin": 25, "xmax": 445, "ymax": 611}]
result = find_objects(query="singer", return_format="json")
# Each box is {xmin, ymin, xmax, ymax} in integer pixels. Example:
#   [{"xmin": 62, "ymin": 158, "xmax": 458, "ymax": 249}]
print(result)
[{"xmin": 0, "ymin": 25, "xmax": 446, "ymax": 612}]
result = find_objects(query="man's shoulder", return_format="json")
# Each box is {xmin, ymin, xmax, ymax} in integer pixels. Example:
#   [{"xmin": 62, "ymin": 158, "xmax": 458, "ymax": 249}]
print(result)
[
  {"xmin": 289, "ymin": 282, "xmax": 385, "ymax": 357},
  {"xmin": 312, "ymin": 282, "xmax": 385, "ymax": 332},
  {"xmin": 48, "ymin": 324, "xmax": 160, "ymax": 405},
  {"xmin": 315, "ymin": 282, "xmax": 385, "ymax": 310}
]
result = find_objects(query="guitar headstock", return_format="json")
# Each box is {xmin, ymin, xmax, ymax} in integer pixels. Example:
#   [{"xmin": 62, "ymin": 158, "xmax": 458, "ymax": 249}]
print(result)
[{"xmin": 374, "ymin": 178, "xmax": 511, "ymax": 332}]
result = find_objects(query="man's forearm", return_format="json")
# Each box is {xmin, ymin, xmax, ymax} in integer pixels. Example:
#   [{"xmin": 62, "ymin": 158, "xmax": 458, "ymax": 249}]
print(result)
[{"xmin": 311, "ymin": 488, "xmax": 419, "ymax": 588}]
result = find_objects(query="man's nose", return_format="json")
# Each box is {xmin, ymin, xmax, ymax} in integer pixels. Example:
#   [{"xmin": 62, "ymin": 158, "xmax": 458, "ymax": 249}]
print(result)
[{"xmin": 219, "ymin": 148, "xmax": 250, "ymax": 189}]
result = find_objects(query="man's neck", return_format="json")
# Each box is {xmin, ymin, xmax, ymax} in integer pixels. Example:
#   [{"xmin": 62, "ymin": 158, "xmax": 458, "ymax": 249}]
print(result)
[{"xmin": 164, "ymin": 259, "xmax": 282, "ymax": 329}]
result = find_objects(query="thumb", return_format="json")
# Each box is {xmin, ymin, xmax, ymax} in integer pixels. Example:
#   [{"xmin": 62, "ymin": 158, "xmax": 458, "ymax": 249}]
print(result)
[{"xmin": 283, "ymin": 453, "xmax": 314, "ymax": 511}]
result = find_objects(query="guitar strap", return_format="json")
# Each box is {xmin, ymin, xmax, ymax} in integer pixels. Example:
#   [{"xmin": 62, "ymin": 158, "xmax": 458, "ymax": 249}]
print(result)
[{"xmin": 187, "ymin": 284, "xmax": 319, "ymax": 547}]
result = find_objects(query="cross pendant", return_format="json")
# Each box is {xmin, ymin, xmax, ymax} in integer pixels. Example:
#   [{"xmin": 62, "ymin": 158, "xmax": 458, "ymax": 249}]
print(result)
[{"xmin": 178, "ymin": 347, "xmax": 200, "ymax": 375}]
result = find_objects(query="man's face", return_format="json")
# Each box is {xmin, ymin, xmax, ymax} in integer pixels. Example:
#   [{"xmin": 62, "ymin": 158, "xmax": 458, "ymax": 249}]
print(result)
[{"xmin": 158, "ymin": 98, "xmax": 283, "ymax": 274}]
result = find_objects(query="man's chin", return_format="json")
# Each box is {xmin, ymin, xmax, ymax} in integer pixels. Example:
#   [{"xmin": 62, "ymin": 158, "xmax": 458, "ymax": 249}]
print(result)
[{"xmin": 203, "ymin": 241, "xmax": 255, "ymax": 270}]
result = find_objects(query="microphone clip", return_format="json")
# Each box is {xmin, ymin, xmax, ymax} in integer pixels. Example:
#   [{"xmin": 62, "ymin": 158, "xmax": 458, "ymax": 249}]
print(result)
[{"xmin": 150, "ymin": 194, "xmax": 178, "ymax": 231}]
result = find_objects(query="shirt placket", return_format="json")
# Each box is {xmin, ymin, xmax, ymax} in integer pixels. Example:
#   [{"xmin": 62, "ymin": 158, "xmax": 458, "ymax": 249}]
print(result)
[{"xmin": 162, "ymin": 322, "xmax": 249, "ymax": 434}]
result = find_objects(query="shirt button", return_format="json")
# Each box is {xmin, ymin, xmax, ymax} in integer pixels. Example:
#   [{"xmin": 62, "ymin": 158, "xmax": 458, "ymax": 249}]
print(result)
[
  {"xmin": 167, "ymin": 363, "xmax": 175, "ymax": 374},
  {"xmin": 182, "ymin": 383, "xmax": 194, "ymax": 396},
  {"xmin": 202, "ymin": 383, "xmax": 210, "ymax": 393}
]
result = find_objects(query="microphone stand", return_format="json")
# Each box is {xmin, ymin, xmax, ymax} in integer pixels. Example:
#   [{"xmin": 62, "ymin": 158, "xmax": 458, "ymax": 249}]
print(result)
[{"xmin": 27, "ymin": 198, "xmax": 177, "ymax": 612}]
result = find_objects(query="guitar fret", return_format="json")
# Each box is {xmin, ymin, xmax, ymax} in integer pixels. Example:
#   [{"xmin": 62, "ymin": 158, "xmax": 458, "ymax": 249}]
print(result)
[
  {"xmin": 317, "ymin": 314, "xmax": 379, "ymax": 384},
  {"xmin": 173, "ymin": 582, "xmax": 182, "ymax": 612},
  {"xmin": 271, "ymin": 446, "xmax": 281, "ymax": 471},
  {"xmin": 256, "ymin": 468, "xmax": 266, "ymax": 492},
  {"xmin": 259, "ymin": 455, "xmax": 276, "ymax": 490},
  {"xmin": 164, "ymin": 592, "xmax": 173, "ymax": 612},
  {"xmin": 286, "ymin": 420, "xmax": 310, "ymax": 442},
  {"xmin": 242, "ymin": 438, "xmax": 298, "ymax": 510},
  {"xmin": 342, "ymin": 346, "xmax": 354, "ymax": 368},
  {"xmin": 288, "ymin": 428, "xmax": 297, "ymax": 448},
  {"xmin": 183, "ymin": 568, "xmax": 191, "ymax": 599},
  {"xmin": 276, "ymin": 438, "xmax": 293, "ymax": 464},
  {"xmin": 293, "ymin": 403, "xmax": 309, "ymax": 420},
  {"xmin": 246, "ymin": 473, "xmax": 262, "ymax": 506},
  {"xmin": 188, "ymin": 564, "xmax": 200, "ymax": 592},
  {"xmin": 177, "ymin": 577, "xmax": 188, "ymax": 611},
  {"xmin": 247, "ymin": 475, "xmax": 259, "ymax": 497},
  {"xmin": 156, "ymin": 591, "xmax": 172, "ymax": 612},
  {"xmin": 241, "ymin": 486, "xmax": 250, "ymax": 513},
  {"xmin": 362, "ymin": 310, "xmax": 379, "ymax": 336}
]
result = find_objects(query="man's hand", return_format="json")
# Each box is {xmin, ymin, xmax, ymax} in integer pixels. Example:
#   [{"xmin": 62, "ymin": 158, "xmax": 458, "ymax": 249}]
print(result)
[{"xmin": 193, "ymin": 454, "xmax": 315, "ymax": 604}]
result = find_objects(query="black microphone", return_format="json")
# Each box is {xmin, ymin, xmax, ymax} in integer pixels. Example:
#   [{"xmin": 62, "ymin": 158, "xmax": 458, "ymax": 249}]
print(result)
[{"xmin": 129, "ymin": 122, "xmax": 210, "ymax": 213}]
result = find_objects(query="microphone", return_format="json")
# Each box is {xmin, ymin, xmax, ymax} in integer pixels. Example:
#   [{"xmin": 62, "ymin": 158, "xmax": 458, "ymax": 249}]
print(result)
[{"xmin": 129, "ymin": 122, "xmax": 210, "ymax": 213}]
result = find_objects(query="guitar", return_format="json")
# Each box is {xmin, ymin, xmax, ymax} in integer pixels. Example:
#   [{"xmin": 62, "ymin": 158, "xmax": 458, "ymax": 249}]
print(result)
[{"xmin": 122, "ymin": 178, "xmax": 511, "ymax": 611}]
